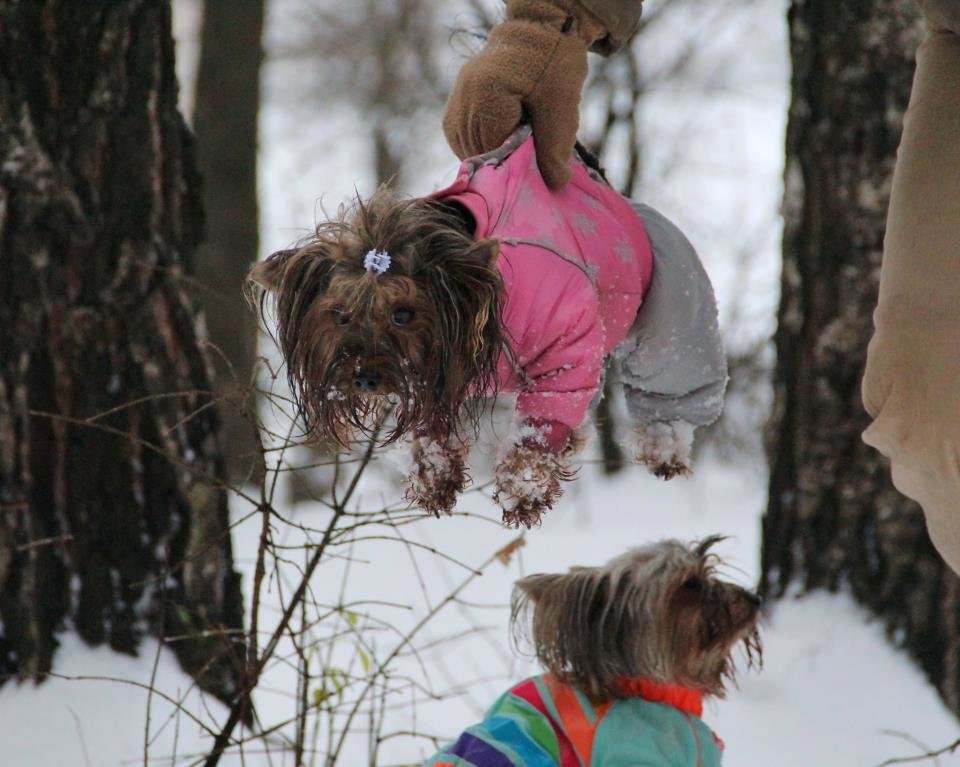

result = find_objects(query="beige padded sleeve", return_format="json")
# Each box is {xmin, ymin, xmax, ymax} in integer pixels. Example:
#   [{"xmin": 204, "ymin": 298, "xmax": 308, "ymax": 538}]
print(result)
[{"xmin": 862, "ymin": 23, "xmax": 960, "ymax": 572}]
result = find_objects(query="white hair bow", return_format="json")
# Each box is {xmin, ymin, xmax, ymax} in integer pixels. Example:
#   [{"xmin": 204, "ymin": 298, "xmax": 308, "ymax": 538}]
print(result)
[{"xmin": 363, "ymin": 250, "xmax": 391, "ymax": 274}]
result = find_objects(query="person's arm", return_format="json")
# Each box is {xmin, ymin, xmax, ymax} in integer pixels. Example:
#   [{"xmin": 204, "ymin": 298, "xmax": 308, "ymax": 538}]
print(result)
[
  {"xmin": 862, "ymin": 3, "xmax": 960, "ymax": 572},
  {"xmin": 443, "ymin": 0, "xmax": 642, "ymax": 189}
]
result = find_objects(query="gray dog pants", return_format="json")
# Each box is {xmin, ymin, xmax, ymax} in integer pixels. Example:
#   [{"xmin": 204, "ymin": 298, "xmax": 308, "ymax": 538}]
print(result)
[{"xmin": 611, "ymin": 203, "xmax": 728, "ymax": 468}]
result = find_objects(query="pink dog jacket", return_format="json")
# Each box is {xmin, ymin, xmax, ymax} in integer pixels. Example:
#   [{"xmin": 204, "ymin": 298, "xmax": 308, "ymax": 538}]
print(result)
[{"xmin": 433, "ymin": 132, "xmax": 654, "ymax": 450}]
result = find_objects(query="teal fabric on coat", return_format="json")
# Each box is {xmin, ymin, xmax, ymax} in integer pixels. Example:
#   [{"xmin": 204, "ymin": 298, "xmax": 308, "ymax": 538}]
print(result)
[{"xmin": 591, "ymin": 697, "xmax": 722, "ymax": 766}]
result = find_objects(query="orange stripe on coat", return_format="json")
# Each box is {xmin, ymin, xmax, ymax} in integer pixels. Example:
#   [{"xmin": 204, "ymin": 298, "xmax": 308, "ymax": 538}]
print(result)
[{"xmin": 545, "ymin": 676, "xmax": 612, "ymax": 766}]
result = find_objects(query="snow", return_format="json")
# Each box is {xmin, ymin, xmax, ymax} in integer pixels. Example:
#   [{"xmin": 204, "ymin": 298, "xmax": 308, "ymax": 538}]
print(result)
[
  {"xmin": 714, "ymin": 591, "xmax": 960, "ymax": 767},
  {"xmin": 2, "ymin": 456, "xmax": 958, "ymax": 766},
  {"xmin": 0, "ymin": 632, "xmax": 223, "ymax": 766},
  {"xmin": 3, "ymin": 1, "xmax": 951, "ymax": 766}
]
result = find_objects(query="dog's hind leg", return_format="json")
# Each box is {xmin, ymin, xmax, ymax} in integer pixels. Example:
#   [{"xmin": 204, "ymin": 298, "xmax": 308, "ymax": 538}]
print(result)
[{"xmin": 614, "ymin": 203, "xmax": 728, "ymax": 479}]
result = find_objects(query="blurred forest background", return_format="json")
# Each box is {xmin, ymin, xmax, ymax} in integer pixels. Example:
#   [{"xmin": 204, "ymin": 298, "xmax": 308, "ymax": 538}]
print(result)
[{"xmin": 1, "ymin": 0, "xmax": 958, "ymax": 764}]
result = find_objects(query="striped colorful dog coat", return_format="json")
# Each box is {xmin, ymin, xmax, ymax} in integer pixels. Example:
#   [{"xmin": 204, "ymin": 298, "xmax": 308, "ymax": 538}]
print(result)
[{"xmin": 424, "ymin": 674, "xmax": 723, "ymax": 766}]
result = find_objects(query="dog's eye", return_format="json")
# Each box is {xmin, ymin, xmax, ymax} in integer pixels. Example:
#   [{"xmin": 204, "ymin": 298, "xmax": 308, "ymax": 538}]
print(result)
[
  {"xmin": 392, "ymin": 308, "xmax": 415, "ymax": 326},
  {"xmin": 681, "ymin": 577, "xmax": 702, "ymax": 592},
  {"xmin": 331, "ymin": 309, "xmax": 351, "ymax": 326}
]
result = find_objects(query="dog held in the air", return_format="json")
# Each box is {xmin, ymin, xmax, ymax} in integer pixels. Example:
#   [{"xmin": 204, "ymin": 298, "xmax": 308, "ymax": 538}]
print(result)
[
  {"xmin": 251, "ymin": 131, "xmax": 727, "ymax": 527},
  {"xmin": 424, "ymin": 537, "xmax": 763, "ymax": 766}
]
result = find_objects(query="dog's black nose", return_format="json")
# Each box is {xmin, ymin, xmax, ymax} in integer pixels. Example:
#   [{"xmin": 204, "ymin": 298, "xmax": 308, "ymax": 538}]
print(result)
[
  {"xmin": 745, "ymin": 591, "xmax": 763, "ymax": 608},
  {"xmin": 354, "ymin": 370, "xmax": 381, "ymax": 392}
]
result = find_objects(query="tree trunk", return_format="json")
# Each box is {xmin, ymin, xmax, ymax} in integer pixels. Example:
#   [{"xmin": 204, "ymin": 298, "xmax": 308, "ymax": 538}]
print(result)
[
  {"xmin": 193, "ymin": 0, "xmax": 266, "ymax": 483},
  {"xmin": 595, "ymin": 373, "xmax": 625, "ymax": 474},
  {"xmin": 0, "ymin": 0, "xmax": 244, "ymax": 704},
  {"xmin": 368, "ymin": 0, "xmax": 406, "ymax": 187},
  {"xmin": 763, "ymin": 0, "xmax": 960, "ymax": 713}
]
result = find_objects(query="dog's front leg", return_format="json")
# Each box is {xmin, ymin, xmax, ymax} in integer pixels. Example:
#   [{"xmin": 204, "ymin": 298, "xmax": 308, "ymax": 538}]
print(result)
[
  {"xmin": 403, "ymin": 433, "xmax": 470, "ymax": 517},
  {"xmin": 494, "ymin": 423, "xmax": 587, "ymax": 528}
]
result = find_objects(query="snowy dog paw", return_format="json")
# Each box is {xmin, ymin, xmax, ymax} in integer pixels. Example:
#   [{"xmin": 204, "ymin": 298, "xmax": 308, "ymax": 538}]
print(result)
[
  {"xmin": 399, "ymin": 435, "xmax": 470, "ymax": 517},
  {"xmin": 630, "ymin": 420, "xmax": 695, "ymax": 480},
  {"xmin": 494, "ymin": 444, "xmax": 577, "ymax": 529}
]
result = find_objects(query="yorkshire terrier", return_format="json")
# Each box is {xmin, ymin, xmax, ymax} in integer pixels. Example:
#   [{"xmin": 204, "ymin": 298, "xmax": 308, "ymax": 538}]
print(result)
[
  {"xmin": 251, "ymin": 128, "xmax": 727, "ymax": 526},
  {"xmin": 425, "ymin": 537, "xmax": 762, "ymax": 766}
]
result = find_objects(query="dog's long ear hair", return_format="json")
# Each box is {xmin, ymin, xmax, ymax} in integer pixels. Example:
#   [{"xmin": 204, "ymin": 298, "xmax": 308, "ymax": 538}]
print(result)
[
  {"xmin": 512, "ymin": 566, "xmax": 657, "ymax": 701},
  {"xmin": 247, "ymin": 239, "xmax": 340, "ymax": 431},
  {"xmin": 412, "ymin": 222, "xmax": 504, "ymax": 439}
]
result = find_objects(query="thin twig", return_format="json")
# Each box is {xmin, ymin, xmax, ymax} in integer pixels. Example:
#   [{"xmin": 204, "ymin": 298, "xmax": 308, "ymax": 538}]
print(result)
[
  {"xmin": 877, "ymin": 734, "xmax": 960, "ymax": 766},
  {"xmin": 16, "ymin": 534, "xmax": 73, "ymax": 551},
  {"xmin": 46, "ymin": 674, "xmax": 217, "ymax": 736},
  {"xmin": 144, "ymin": 623, "xmax": 166, "ymax": 766},
  {"xmin": 202, "ymin": 432, "xmax": 381, "ymax": 766},
  {"xmin": 326, "ymin": 534, "xmax": 524, "ymax": 765},
  {"xmin": 68, "ymin": 707, "xmax": 94, "ymax": 767}
]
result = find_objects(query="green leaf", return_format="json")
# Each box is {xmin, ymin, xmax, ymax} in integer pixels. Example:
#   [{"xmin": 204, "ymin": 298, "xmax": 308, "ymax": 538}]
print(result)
[
  {"xmin": 358, "ymin": 648, "xmax": 370, "ymax": 674},
  {"xmin": 330, "ymin": 668, "xmax": 347, "ymax": 693}
]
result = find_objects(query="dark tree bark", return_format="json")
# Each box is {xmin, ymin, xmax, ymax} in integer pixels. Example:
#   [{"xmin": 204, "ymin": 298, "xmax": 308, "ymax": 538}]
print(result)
[
  {"xmin": 193, "ymin": 0, "xmax": 265, "ymax": 483},
  {"xmin": 0, "ymin": 0, "xmax": 244, "ymax": 703},
  {"xmin": 594, "ymin": 376, "xmax": 626, "ymax": 475},
  {"xmin": 763, "ymin": 0, "xmax": 960, "ymax": 713},
  {"xmin": 368, "ymin": 0, "xmax": 410, "ymax": 187}
]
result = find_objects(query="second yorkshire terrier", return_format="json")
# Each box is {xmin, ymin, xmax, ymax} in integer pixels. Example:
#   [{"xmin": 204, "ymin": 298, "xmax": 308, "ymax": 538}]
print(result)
[
  {"xmin": 424, "ymin": 537, "xmax": 762, "ymax": 766},
  {"xmin": 251, "ymin": 128, "xmax": 727, "ymax": 526}
]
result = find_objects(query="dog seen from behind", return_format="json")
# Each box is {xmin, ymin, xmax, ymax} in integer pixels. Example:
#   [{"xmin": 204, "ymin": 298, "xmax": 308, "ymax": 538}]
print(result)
[{"xmin": 424, "ymin": 537, "xmax": 762, "ymax": 766}]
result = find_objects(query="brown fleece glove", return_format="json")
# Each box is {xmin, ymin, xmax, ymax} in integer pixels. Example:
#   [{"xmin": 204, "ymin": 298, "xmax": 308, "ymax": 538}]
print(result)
[{"xmin": 443, "ymin": 0, "xmax": 608, "ymax": 190}]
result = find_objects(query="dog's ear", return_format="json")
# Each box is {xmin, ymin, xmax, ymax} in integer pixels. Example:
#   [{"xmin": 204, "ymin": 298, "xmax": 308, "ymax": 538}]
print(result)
[
  {"xmin": 466, "ymin": 238, "xmax": 500, "ymax": 268},
  {"xmin": 695, "ymin": 535, "xmax": 727, "ymax": 559},
  {"xmin": 248, "ymin": 249, "xmax": 296, "ymax": 292},
  {"xmin": 512, "ymin": 565, "xmax": 644, "ymax": 700},
  {"xmin": 420, "ymin": 237, "xmax": 499, "ymax": 274},
  {"xmin": 415, "ymin": 234, "xmax": 505, "ymax": 437},
  {"xmin": 514, "ymin": 566, "xmax": 597, "ymax": 603},
  {"xmin": 513, "ymin": 572, "xmax": 565, "ymax": 603}
]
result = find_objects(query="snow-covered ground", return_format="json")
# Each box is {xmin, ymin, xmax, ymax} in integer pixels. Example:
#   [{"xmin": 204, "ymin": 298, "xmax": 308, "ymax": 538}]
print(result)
[
  {"xmin": 2, "ymin": 1, "xmax": 956, "ymax": 766},
  {"xmin": 2, "ymin": 455, "xmax": 959, "ymax": 766}
]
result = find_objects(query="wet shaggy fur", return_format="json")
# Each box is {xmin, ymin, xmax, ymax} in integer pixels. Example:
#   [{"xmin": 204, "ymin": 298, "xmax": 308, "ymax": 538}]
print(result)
[
  {"xmin": 494, "ymin": 445, "xmax": 576, "ymax": 528},
  {"xmin": 404, "ymin": 434, "xmax": 471, "ymax": 517},
  {"xmin": 630, "ymin": 421, "xmax": 695, "ymax": 480},
  {"xmin": 250, "ymin": 190, "xmax": 506, "ymax": 446},
  {"xmin": 495, "ymin": 425, "xmax": 589, "ymax": 528},
  {"xmin": 512, "ymin": 537, "xmax": 762, "ymax": 701}
]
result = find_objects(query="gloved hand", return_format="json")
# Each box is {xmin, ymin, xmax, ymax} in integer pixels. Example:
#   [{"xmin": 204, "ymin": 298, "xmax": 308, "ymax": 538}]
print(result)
[{"xmin": 443, "ymin": 0, "xmax": 608, "ymax": 190}]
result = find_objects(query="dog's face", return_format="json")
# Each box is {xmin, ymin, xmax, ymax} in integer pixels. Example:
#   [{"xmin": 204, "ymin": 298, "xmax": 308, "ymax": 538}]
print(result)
[
  {"xmin": 513, "ymin": 536, "xmax": 762, "ymax": 700},
  {"xmin": 306, "ymin": 271, "xmax": 438, "ymax": 397},
  {"xmin": 250, "ymin": 191, "xmax": 504, "ymax": 445}
]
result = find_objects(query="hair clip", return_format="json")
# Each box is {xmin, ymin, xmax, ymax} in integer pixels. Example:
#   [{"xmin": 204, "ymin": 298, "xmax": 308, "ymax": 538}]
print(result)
[{"xmin": 363, "ymin": 250, "xmax": 392, "ymax": 274}]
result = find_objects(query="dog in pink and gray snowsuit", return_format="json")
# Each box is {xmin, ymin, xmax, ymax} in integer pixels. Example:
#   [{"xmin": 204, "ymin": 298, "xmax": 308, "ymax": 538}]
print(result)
[{"xmin": 251, "ymin": 127, "xmax": 725, "ymax": 526}]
